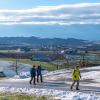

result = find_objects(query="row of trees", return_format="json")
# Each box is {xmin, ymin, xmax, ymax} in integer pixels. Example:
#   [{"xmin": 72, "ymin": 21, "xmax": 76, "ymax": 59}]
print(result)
[
  {"xmin": 7, "ymin": 51, "xmax": 100, "ymax": 75},
  {"xmin": 54, "ymin": 52, "xmax": 100, "ymax": 69}
]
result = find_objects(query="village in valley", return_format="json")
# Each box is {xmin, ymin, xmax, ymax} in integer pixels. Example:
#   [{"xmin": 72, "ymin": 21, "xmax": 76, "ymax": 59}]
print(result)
[{"xmin": 0, "ymin": 37, "xmax": 100, "ymax": 72}]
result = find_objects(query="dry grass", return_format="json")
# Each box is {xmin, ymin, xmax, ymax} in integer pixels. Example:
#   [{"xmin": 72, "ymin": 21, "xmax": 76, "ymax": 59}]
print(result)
[{"xmin": 0, "ymin": 93, "xmax": 55, "ymax": 100}]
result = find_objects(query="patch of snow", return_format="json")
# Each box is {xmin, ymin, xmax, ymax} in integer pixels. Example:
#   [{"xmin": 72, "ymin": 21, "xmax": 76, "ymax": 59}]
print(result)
[
  {"xmin": 0, "ymin": 61, "xmax": 32, "ymax": 77},
  {"xmin": 19, "ymin": 71, "xmax": 30, "ymax": 78},
  {"xmin": 81, "ymin": 66, "xmax": 100, "ymax": 70},
  {"xmin": 44, "ymin": 69, "xmax": 69, "ymax": 77},
  {"xmin": 82, "ymin": 71, "xmax": 100, "ymax": 82},
  {"xmin": 13, "ymin": 75, "xmax": 20, "ymax": 79},
  {"xmin": 0, "ymin": 87, "xmax": 100, "ymax": 100}
]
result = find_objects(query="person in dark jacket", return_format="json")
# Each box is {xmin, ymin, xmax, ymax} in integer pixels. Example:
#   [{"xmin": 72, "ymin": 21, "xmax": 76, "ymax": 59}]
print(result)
[
  {"xmin": 29, "ymin": 65, "xmax": 36, "ymax": 85},
  {"xmin": 37, "ymin": 65, "xmax": 43, "ymax": 83}
]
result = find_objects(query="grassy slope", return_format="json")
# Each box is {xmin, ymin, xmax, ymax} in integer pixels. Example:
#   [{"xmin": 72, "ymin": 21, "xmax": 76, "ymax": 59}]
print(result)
[{"xmin": 0, "ymin": 58, "xmax": 65, "ymax": 71}]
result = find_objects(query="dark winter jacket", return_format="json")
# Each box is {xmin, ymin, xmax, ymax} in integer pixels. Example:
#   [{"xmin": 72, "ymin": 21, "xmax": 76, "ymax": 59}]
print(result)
[
  {"xmin": 37, "ymin": 66, "xmax": 42, "ymax": 75},
  {"xmin": 30, "ymin": 67, "xmax": 36, "ymax": 77}
]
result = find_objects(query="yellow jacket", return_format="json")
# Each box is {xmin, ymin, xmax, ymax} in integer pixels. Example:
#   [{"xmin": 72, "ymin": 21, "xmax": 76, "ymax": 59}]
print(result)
[{"xmin": 72, "ymin": 68, "xmax": 80, "ymax": 80}]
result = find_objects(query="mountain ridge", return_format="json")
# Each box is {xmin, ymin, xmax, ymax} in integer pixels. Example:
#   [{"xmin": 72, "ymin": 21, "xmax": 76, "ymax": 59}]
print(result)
[{"xmin": 0, "ymin": 36, "xmax": 86, "ymax": 46}]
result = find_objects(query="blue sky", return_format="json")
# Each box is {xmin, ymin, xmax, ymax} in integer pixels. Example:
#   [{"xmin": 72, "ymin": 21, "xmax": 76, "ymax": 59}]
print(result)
[
  {"xmin": 0, "ymin": 0, "xmax": 100, "ymax": 9},
  {"xmin": 0, "ymin": 0, "xmax": 100, "ymax": 40}
]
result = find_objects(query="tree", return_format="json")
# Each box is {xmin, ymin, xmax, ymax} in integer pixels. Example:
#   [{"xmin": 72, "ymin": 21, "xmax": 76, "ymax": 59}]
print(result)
[
  {"xmin": 9, "ymin": 59, "xmax": 24, "ymax": 75},
  {"xmin": 79, "ymin": 52, "xmax": 89, "ymax": 67},
  {"xmin": 55, "ymin": 53, "xmax": 66, "ymax": 70}
]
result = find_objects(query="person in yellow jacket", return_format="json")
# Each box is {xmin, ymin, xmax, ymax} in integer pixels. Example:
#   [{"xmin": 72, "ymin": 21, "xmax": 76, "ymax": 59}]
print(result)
[{"xmin": 70, "ymin": 65, "xmax": 81, "ymax": 90}]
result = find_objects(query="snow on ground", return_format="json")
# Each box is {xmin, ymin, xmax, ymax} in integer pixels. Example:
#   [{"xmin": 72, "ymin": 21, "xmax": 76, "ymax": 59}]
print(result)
[
  {"xmin": 80, "ymin": 66, "xmax": 100, "ymax": 87},
  {"xmin": 82, "ymin": 71, "xmax": 100, "ymax": 82},
  {"xmin": 0, "ymin": 86, "xmax": 100, "ymax": 100},
  {"xmin": 0, "ymin": 61, "xmax": 32, "ymax": 77},
  {"xmin": 81, "ymin": 66, "xmax": 100, "ymax": 70},
  {"xmin": 0, "ymin": 61, "xmax": 100, "ymax": 100}
]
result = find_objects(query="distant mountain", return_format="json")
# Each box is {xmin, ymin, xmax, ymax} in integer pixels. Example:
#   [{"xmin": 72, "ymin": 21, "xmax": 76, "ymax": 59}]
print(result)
[{"xmin": 0, "ymin": 37, "xmax": 86, "ymax": 46}]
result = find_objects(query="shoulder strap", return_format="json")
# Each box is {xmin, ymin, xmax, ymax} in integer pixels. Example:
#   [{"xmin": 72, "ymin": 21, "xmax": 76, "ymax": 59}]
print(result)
[{"xmin": 72, "ymin": 69, "xmax": 76, "ymax": 75}]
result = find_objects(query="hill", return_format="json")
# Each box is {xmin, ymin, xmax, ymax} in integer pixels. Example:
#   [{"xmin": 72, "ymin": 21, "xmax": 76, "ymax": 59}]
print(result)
[{"xmin": 0, "ymin": 37, "xmax": 86, "ymax": 46}]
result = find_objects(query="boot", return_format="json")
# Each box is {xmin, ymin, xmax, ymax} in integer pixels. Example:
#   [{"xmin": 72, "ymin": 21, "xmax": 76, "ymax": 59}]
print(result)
[
  {"xmin": 76, "ymin": 88, "xmax": 80, "ymax": 90},
  {"xmin": 70, "ymin": 86, "xmax": 73, "ymax": 90}
]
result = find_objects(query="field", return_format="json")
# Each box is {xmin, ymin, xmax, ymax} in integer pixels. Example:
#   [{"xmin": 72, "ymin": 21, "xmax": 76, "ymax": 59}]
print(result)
[{"xmin": 0, "ymin": 50, "xmax": 17, "ymax": 53}]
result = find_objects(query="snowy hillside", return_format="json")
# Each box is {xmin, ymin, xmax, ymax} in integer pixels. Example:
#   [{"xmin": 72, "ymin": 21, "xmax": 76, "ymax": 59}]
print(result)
[{"xmin": 0, "ymin": 61, "xmax": 100, "ymax": 100}]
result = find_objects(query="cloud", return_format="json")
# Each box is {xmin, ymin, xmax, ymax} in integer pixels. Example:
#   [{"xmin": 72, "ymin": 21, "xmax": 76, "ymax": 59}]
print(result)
[{"xmin": 0, "ymin": 3, "xmax": 100, "ymax": 25}]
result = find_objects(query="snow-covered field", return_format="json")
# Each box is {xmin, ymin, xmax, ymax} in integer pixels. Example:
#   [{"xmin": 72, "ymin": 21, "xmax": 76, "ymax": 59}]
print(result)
[{"xmin": 0, "ymin": 61, "xmax": 100, "ymax": 100}]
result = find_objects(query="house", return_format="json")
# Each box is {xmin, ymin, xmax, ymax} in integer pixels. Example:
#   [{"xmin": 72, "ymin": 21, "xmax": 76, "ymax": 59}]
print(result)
[{"xmin": 31, "ymin": 54, "xmax": 52, "ymax": 62}]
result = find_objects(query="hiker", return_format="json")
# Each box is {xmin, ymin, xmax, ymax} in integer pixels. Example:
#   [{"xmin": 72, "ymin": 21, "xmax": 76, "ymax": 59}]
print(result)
[
  {"xmin": 29, "ymin": 65, "xmax": 36, "ymax": 85},
  {"xmin": 70, "ymin": 65, "xmax": 81, "ymax": 90},
  {"xmin": 37, "ymin": 65, "xmax": 43, "ymax": 83}
]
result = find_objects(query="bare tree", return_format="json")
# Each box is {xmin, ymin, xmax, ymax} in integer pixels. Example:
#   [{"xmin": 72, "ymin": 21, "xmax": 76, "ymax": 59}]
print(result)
[{"xmin": 9, "ymin": 59, "xmax": 24, "ymax": 75}]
